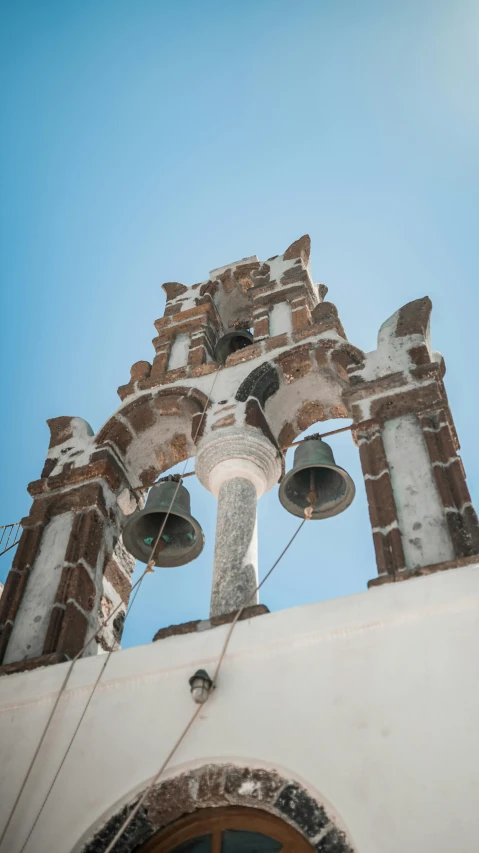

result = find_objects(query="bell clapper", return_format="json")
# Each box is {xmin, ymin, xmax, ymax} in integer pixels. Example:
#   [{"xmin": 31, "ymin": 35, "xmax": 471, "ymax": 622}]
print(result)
[
  {"xmin": 303, "ymin": 470, "xmax": 317, "ymax": 520},
  {"xmin": 144, "ymin": 536, "xmax": 167, "ymax": 552},
  {"xmin": 306, "ymin": 468, "xmax": 318, "ymax": 509},
  {"xmin": 143, "ymin": 535, "xmax": 167, "ymax": 572}
]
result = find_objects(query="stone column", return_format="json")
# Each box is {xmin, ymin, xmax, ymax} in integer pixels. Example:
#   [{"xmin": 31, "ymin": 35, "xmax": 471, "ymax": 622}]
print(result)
[
  {"xmin": 196, "ymin": 428, "xmax": 282, "ymax": 618},
  {"xmin": 211, "ymin": 477, "xmax": 258, "ymax": 615}
]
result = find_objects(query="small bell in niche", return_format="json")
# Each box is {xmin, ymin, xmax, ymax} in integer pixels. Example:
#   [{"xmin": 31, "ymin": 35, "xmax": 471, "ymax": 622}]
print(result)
[
  {"xmin": 122, "ymin": 479, "xmax": 204, "ymax": 567},
  {"xmin": 214, "ymin": 329, "xmax": 254, "ymax": 364},
  {"xmin": 279, "ymin": 437, "xmax": 355, "ymax": 520}
]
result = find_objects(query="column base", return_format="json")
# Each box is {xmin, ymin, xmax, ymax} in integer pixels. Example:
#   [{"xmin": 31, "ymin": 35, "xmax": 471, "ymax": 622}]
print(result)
[
  {"xmin": 368, "ymin": 553, "xmax": 479, "ymax": 588},
  {"xmin": 153, "ymin": 604, "xmax": 269, "ymax": 642},
  {"xmin": 0, "ymin": 651, "xmax": 68, "ymax": 678}
]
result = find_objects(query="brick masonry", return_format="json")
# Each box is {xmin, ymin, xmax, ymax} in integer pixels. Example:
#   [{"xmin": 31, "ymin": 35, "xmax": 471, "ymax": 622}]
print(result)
[
  {"xmin": 352, "ymin": 420, "xmax": 406, "ymax": 579},
  {"xmin": 152, "ymin": 603, "xmax": 269, "ymax": 641},
  {"xmin": 419, "ymin": 409, "xmax": 479, "ymax": 558}
]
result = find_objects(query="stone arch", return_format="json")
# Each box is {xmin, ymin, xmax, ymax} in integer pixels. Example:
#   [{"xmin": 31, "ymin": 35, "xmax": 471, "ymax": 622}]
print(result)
[
  {"xmin": 95, "ymin": 387, "xmax": 210, "ymax": 488},
  {"xmin": 82, "ymin": 763, "xmax": 354, "ymax": 853},
  {"xmin": 263, "ymin": 341, "xmax": 364, "ymax": 448}
]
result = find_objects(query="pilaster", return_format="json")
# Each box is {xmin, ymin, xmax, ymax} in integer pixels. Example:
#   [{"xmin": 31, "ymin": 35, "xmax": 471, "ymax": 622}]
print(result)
[{"xmin": 0, "ymin": 421, "xmax": 135, "ymax": 672}]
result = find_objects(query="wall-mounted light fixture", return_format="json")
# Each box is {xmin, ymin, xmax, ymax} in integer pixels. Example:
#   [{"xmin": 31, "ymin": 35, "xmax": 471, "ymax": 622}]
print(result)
[{"xmin": 189, "ymin": 669, "xmax": 213, "ymax": 704}]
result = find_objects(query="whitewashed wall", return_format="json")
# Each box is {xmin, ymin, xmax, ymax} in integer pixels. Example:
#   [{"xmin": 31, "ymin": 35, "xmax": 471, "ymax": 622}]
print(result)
[{"xmin": 1, "ymin": 564, "xmax": 479, "ymax": 853}]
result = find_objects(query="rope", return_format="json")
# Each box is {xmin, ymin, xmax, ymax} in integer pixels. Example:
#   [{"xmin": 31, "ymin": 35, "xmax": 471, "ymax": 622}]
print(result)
[
  {"xmin": 0, "ymin": 369, "xmax": 221, "ymax": 853},
  {"xmin": 0, "ymin": 568, "xmax": 149, "ymax": 852},
  {"xmin": 116, "ymin": 366, "xmax": 222, "ymax": 608},
  {"xmin": 17, "ymin": 652, "xmax": 112, "ymax": 853},
  {"xmin": 102, "ymin": 518, "xmax": 306, "ymax": 853},
  {"xmin": 211, "ymin": 518, "xmax": 305, "ymax": 684}
]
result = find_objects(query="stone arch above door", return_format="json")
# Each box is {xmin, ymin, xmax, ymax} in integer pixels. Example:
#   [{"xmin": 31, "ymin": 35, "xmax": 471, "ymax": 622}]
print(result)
[{"xmin": 82, "ymin": 764, "xmax": 354, "ymax": 853}]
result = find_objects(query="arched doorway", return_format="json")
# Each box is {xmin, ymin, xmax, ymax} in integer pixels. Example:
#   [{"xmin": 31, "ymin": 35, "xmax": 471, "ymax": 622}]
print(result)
[{"xmin": 138, "ymin": 807, "xmax": 314, "ymax": 853}]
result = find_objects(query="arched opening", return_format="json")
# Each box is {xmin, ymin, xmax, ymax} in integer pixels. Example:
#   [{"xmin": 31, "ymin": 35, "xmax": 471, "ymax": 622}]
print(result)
[
  {"xmin": 215, "ymin": 329, "xmax": 254, "ymax": 365},
  {"xmin": 138, "ymin": 807, "xmax": 314, "ymax": 853},
  {"xmin": 95, "ymin": 387, "xmax": 210, "ymax": 489}
]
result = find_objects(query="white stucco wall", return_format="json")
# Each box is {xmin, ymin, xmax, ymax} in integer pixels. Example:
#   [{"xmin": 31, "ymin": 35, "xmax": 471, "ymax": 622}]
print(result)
[{"xmin": 1, "ymin": 564, "xmax": 479, "ymax": 853}]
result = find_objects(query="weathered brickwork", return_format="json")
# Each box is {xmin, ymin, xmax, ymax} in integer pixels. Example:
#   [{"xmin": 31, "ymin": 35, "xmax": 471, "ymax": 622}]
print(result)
[
  {"xmin": 419, "ymin": 409, "xmax": 479, "ymax": 558},
  {"xmin": 352, "ymin": 419, "xmax": 406, "ymax": 580}
]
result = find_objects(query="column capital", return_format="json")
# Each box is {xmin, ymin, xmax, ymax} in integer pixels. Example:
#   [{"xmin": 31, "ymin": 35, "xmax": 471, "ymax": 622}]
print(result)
[{"xmin": 195, "ymin": 427, "xmax": 282, "ymax": 498}]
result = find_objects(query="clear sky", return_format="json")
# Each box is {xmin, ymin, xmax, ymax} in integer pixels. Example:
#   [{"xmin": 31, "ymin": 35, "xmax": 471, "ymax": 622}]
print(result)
[{"xmin": 1, "ymin": 0, "xmax": 478, "ymax": 648}]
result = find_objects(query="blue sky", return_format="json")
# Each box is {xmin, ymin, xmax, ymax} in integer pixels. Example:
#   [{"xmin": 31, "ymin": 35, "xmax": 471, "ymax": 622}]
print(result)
[{"xmin": 1, "ymin": 0, "xmax": 478, "ymax": 648}]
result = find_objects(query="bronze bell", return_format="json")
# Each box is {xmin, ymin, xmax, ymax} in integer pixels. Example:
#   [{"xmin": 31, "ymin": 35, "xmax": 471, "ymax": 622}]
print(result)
[
  {"xmin": 122, "ymin": 480, "xmax": 204, "ymax": 567},
  {"xmin": 215, "ymin": 329, "xmax": 254, "ymax": 364},
  {"xmin": 279, "ymin": 437, "xmax": 355, "ymax": 519}
]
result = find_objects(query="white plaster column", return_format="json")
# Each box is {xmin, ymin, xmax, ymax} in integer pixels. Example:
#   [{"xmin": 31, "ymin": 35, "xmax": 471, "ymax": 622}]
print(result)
[
  {"xmin": 196, "ymin": 428, "xmax": 282, "ymax": 617},
  {"xmin": 4, "ymin": 513, "xmax": 74, "ymax": 664}
]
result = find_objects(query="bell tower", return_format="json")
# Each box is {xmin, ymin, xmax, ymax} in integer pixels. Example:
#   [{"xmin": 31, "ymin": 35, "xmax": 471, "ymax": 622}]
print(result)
[{"xmin": 1, "ymin": 234, "xmax": 478, "ymax": 674}]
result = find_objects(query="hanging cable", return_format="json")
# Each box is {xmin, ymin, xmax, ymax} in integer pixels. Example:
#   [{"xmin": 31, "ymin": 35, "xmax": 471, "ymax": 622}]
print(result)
[
  {"xmin": 211, "ymin": 518, "xmax": 306, "ymax": 685},
  {"xmin": 17, "ymin": 652, "xmax": 112, "ymax": 853},
  {"xmin": 0, "ymin": 368, "xmax": 221, "ymax": 853},
  {"xmin": 286, "ymin": 423, "xmax": 353, "ymax": 447},
  {"xmin": 101, "ymin": 518, "xmax": 306, "ymax": 853}
]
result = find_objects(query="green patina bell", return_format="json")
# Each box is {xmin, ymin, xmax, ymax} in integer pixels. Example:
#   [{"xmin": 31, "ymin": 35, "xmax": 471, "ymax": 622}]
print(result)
[
  {"xmin": 214, "ymin": 329, "xmax": 254, "ymax": 364},
  {"xmin": 279, "ymin": 437, "xmax": 355, "ymax": 520},
  {"xmin": 122, "ymin": 480, "xmax": 204, "ymax": 567}
]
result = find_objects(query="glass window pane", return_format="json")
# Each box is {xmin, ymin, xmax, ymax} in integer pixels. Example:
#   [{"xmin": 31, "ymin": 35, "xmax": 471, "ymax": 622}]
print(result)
[
  {"xmin": 222, "ymin": 830, "xmax": 283, "ymax": 853},
  {"xmin": 171, "ymin": 835, "xmax": 212, "ymax": 853}
]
